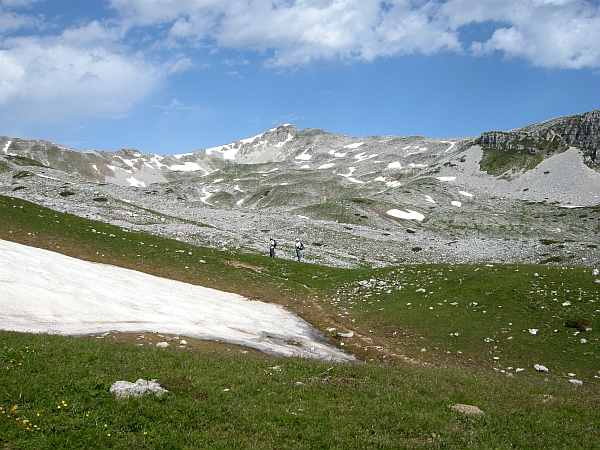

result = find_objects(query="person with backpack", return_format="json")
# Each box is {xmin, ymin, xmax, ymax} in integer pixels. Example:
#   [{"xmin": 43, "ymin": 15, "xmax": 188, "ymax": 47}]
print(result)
[
  {"xmin": 295, "ymin": 238, "xmax": 304, "ymax": 262},
  {"xmin": 269, "ymin": 237, "xmax": 277, "ymax": 257}
]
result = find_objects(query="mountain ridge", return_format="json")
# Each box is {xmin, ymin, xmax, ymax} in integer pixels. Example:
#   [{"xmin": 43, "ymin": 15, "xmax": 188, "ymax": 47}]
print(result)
[{"xmin": 1, "ymin": 109, "xmax": 599, "ymax": 269}]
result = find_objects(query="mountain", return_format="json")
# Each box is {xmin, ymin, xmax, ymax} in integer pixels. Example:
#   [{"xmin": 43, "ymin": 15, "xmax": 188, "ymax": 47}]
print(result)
[{"xmin": 1, "ymin": 110, "xmax": 599, "ymax": 268}]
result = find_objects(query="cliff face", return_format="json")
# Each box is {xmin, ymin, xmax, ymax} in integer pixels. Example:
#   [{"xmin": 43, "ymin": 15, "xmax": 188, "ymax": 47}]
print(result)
[
  {"xmin": 550, "ymin": 110, "xmax": 600, "ymax": 150},
  {"xmin": 477, "ymin": 110, "xmax": 600, "ymax": 153}
]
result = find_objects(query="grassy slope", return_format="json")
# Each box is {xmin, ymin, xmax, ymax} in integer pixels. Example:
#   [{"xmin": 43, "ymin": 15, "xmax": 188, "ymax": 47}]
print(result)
[{"xmin": 1, "ymin": 195, "xmax": 599, "ymax": 449}]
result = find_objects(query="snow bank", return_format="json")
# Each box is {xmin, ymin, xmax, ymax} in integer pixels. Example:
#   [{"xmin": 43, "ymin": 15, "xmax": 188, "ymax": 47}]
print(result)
[{"xmin": 0, "ymin": 240, "xmax": 351, "ymax": 361}]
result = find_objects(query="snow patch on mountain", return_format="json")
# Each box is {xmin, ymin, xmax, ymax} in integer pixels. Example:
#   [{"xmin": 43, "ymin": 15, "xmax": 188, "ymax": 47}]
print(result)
[
  {"xmin": 387, "ymin": 209, "xmax": 425, "ymax": 221},
  {"xmin": 329, "ymin": 150, "xmax": 348, "ymax": 158},
  {"xmin": 344, "ymin": 142, "xmax": 364, "ymax": 149},
  {"xmin": 127, "ymin": 177, "xmax": 146, "ymax": 188},
  {"xmin": 295, "ymin": 151, "xmax": 312, "ymax": 161},
  {"xmin": 318, "ymin": 163, "xmax": 335, "ymax": 170},
  {"xmin": 168, "ymin": 162, "xmax": 206, "ymax": 173}
]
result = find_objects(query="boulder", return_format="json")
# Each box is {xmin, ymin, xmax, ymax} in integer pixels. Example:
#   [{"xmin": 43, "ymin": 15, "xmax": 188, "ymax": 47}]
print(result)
[
  {"xmin": 110, "ymin": 379, "xmax": 168, "ymax": 399},
  {"xmin": 450, "ymin": 404, "xmax": 484, "ymax": 416}
]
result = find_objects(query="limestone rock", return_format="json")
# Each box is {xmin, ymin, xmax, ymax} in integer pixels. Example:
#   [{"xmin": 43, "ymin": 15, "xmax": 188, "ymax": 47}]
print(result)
[
  {"xmin": 450, "ymin": 404, "xmax": 484, "ymax": 416},
  {"xmin": 109, "ymin": 379, "xmax": 168, "ymax": 399}
]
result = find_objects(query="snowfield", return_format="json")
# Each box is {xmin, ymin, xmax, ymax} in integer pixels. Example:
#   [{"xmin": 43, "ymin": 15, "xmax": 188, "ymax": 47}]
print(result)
[{"xmin": 0, "ymin": 239, "xmax": 352, "ymax": 361}]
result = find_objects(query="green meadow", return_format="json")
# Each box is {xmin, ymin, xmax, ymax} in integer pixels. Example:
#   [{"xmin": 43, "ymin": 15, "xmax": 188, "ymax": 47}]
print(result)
[{"xmin": 1, "ymin": 195, "xmax": 599, "ymax": 449}]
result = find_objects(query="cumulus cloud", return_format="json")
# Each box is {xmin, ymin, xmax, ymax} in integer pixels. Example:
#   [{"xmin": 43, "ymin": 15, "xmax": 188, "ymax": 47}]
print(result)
[
  {"xmin": 0, "ymin": 21, "xmax": 165, "ymax": 122},
  {"xmin": 442, "ymin": 0, "xmax": 600, "ymax": 68},
  {"xmin": 105, "ymin": 0, "xmax": 600, "ymax": 69},
  {"xmin": 1, "ymin": 0, "xmax": 599, "ymax": 125}
]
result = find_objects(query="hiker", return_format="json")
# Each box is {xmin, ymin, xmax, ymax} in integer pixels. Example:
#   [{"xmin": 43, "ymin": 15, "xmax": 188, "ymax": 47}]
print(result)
[
  {"xmin": 591, "ymin": 148, "xmax": 597, "ymax": 163},
  {"xmin": 269, "ymin": 237, "xmax": 277, "ymax": 257},
  {"xmin": 295, "ymin": 238, "xmax": 304, "ymax": 262}
]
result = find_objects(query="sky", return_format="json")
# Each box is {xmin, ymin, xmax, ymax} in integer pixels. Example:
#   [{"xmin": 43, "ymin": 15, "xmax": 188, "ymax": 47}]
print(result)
[{"xmin": 0, "ymin": 0, "xmax": 599, "ymax": 155}]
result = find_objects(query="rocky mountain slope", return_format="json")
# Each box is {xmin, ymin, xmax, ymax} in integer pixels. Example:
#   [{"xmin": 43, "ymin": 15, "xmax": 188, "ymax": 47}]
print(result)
[{"xmin": 1, "ymin": 110, "xmax": 599, "ymax": 268}]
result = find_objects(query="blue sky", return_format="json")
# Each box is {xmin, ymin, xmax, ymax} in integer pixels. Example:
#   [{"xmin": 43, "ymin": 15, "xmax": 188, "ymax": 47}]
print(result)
[{"xmin": 1, "ymin": 0, "xmax": 599, "ymax": 155}]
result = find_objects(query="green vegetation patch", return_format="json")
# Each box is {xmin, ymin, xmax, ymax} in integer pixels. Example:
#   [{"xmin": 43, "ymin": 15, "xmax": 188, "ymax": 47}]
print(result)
[
  {"xmin": 5, "ymin": 155, "xmax": 46, "ymax": 167},
  {"xmin": 1, "ymin": 195, "xmax": 600, "ymax": 448},
  {"xmin": 479, "ymin": 134, "xmax": 567, "ymax": 176},
  {"xmin": 1, "ymin": 330, "xmax": 599, "ymax": 449}
]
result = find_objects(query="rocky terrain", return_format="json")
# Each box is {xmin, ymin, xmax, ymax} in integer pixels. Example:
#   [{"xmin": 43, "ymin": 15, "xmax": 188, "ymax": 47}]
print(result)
[{"xmin": 1, "ymin": 110, "xmax": 599, "ymax": 268}]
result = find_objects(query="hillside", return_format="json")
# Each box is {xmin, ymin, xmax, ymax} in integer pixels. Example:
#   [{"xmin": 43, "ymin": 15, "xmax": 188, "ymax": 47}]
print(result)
[{"xmin": 1, "ymin": 110, "xmax": 599, "ymax": 269}]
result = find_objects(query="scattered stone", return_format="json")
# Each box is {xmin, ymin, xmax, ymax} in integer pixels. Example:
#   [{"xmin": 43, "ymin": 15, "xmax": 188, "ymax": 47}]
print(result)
[
  {"xmin": 156, "ymin": 342, "xmax": 169, "ymax": 348},
  {"xmin": 179, "ymin": 339, "xmax": 188, "ymax": 346},
  {"xmin": 529, "ymin": 329, "xmax": 538, "ymax": 335},
  {"xmin": 337, "ymin": 331, "xmax": 354, "ymax": 338},
  {"xmin": 569, "ymin": 379, "xmax": 584, "ymax": 387},
  {"xmin": 534, "ymin": 364, "xmax": 549, "ymax": 372},
  {"xmin": 450, "ymin": 404, "xmax": 484, "ymax": 416},
  {"xmin": 110, "ymin": 379, "xmax": 168, "ymax": 399}
]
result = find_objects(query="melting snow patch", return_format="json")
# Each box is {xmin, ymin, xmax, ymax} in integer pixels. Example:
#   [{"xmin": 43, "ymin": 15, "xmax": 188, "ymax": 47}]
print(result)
[
  {"xmin": 297, "ymin": 215, "xmax": 310, "ymax": 219},
  {"xmin": 387, "ymin": 161, "xmax": 402, "ymax": 169},
  {"xmin": 443, "ymin": 141, "xmax": 456, "ymax": 152},
  {"xmin": 458, "ymin": 191, "xmax": 473, "ymax": 197},
  {"xmin": 437, "ymin": 176, "xmax": 456, "ymax": 182},
  {"xmin": 126, "ymin": 177, "xmax": 146, "ymax": 188},
  {"xmin": 374, "ymin": 176, "xmax": 386, "ymax": 182},
  {"xmin": 408, "ymin": 163, "xmax": 427, "ymax": 168},
  {"xmin": 168, "ymin": 162, "xmax": 205, "ymax": 173},
  {"xmin": 451, "ymin": 201, "xmax": 462, "ymax": 207},
  {"xmin": 425, "ymin": 195, "xmax": 436, "ymax": 204},
  {"xmin": 387, "ymin": 209, "xmax": 425, "ymax": 222},
  {"xmin": 344, "ymin": 142, "xmax": 364, "ymax": 149},
  {"xmin": 300, "ymin": 165, "xmax": 311, "ymax": 169},
  {"xmin": 274, "ymin": 133, "xmax": 294, "ymax": 147},
  {"xmin": 354, "ymin": 152, "xmax": 378, "ymax": 162},
  {"xmin": 329, "ymin": 150, "xmax": 347, "ymax": 158},
  {"xmin": 318, "ymin": 163, "xmax": 335, "ymax": 170},
  {"xmin": 36, "ymin": 174, "xmax": 60, "ymax": 181},
  {"xmin": 295, "ymin": 151, "xmax": 312, "ymax": 161},
  {"xmin": 386, "ymin": 181, "xmax": 401, "ymax": 187}
]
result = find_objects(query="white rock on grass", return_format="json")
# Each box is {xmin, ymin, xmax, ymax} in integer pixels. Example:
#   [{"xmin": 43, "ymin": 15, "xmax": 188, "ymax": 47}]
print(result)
[
  {"xmin": 450, "ymin": 404, "xmax": 484, "ymax": 416},
  {"xmin": 110, "ymin": 379, "xmax": 168, "ymax": 399},
  {"xmin": 534, "ymin": 364, "xmax": 549, "ymax": 372},
  {"xmin": 337, "ymin": 331, "xmax": 354, "ymax": 338},
  {"xmin": 156, "ymin": 342, "xmax": 169, "ymax": 348},
  {"xmin": 569, "ymin": 379, "xmax": 584, "ymax": 387}
]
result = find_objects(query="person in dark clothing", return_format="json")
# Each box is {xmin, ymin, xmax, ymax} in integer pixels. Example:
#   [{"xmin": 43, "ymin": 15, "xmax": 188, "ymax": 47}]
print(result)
[
  {"xmin": 295, "ymin": 238, "xmax": 304, "ymax": 262},
  {"xmin": 269, "ymin": 238, "xmax": 276, "ymax": 257}
]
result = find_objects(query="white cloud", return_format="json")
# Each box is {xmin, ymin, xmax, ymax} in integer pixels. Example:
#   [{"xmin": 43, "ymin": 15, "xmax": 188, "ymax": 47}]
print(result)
[
  {"xmin": 0, "ymin": 9, "xmax": 39, "ymax": 33},
  {"xmin": 0, "ymin": 21, "xmax": 165, "ymax": 122},
  {"xmin": 442, "ymin": 0, "xmax": 600, "ymax": 69},
  {"xmin": 1, "ymin": 0, "xmax": 599, "ymax": 126},
  {"xmin": 103, "ymin": 0, "xmax": 600, "ymax": 69}
]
